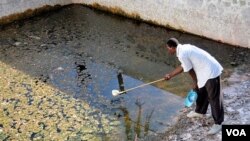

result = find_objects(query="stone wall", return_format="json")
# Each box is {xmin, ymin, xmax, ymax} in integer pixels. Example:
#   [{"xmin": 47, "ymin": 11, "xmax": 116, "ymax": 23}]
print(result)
[{"xmin": 0, "ymin": 0, "xmax": 249, "ymax": 48}]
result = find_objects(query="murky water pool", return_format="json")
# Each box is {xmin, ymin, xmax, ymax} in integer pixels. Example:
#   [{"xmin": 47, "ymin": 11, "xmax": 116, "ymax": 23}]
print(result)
[{"xmin": 1, "ymin": 5, "xmax": 250, "ymax": 141}]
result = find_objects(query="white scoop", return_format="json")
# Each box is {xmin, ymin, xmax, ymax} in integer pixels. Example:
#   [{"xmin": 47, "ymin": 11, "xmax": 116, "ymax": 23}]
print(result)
[{"xmin": 112, "ymin": 90, "xmax": 122, "ymax": 96}]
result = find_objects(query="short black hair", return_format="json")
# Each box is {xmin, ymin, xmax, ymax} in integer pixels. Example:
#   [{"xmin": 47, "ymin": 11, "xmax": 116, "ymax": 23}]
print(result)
[{"xmin": 166, "ymin": 38, "xmax": 179, "ymax": 48}]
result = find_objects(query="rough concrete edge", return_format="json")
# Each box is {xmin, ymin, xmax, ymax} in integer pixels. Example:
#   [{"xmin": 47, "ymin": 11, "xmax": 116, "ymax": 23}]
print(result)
[
  {"xmin": 0, "ymin": 4, "xmax": 70, "ymax": 26},
  {"xmin": 0, "ymin": 2, "xmax": 179, "ymax": 34},
  {"xmin": 87, "ymin": 3, "xmax": 179, "ymax": 32}
]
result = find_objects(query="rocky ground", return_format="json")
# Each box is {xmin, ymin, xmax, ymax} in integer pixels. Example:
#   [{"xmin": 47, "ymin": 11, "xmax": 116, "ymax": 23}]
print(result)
[{"xmin": 157, "ymin": 65, "xmax": 250, "ymax": 141}]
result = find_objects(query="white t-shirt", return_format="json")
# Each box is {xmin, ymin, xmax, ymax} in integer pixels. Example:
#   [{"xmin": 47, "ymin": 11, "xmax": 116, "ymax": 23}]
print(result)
[{"xmin": 176, "ymin": 44, "xmax": 223, "ymax": 88}]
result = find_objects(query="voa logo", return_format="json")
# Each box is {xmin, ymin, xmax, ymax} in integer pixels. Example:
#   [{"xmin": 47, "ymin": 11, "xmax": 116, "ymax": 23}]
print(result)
[{"xmin": 226, "ymin": 129, "xmax": 246, "ymax": 136}]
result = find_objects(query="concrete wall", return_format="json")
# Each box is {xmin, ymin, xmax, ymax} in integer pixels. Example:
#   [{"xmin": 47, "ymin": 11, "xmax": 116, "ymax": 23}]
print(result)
[{"xmin": 0, "ymin": 0, "xmax": 249, "ymax": 48}]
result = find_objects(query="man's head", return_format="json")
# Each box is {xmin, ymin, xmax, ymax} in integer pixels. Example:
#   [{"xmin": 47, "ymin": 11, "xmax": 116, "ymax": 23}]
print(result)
[
  {"xmin": 166, "ymin": 38, "xmax": 179, "ymax": 48},
  {"xmin": 165, "ymin": 38, "xmax": 179, "ymax": 55}
]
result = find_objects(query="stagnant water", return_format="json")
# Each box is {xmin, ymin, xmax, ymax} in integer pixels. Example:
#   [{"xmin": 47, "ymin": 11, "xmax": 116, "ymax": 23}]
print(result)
[{"xmin": 0, "ymin": 5, "xmax": 250, "ymax": 141}]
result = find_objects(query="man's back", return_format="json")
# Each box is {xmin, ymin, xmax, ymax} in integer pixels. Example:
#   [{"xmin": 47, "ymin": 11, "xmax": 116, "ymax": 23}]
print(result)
[{"xmin": 176, "ymin": 44, "xmax": 223, "ymax": 88}]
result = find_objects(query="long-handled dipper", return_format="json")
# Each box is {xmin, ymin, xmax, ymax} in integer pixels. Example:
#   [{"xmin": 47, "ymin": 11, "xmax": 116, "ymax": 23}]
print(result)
[{"xmin": 112, "ymin": 78, "xmax": 165, "ymax": 96}]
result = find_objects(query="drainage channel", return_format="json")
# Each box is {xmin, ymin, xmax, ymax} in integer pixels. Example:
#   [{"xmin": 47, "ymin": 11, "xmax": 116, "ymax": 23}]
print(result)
[{"xmin": 1, "ymin": 4, "xmax": 250, "ymax": 141}]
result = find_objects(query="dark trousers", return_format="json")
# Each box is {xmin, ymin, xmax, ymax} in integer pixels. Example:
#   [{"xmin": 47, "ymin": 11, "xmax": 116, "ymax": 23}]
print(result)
[{"xmin": 195, "ymin": 76, "xmax": 224, "ymax": 124}]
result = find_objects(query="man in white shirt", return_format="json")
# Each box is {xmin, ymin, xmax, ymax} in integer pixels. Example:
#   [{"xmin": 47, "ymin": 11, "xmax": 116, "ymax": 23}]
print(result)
[{"xmin": 164, "ymin": 38, "xmax": 224, "ymax": 135}]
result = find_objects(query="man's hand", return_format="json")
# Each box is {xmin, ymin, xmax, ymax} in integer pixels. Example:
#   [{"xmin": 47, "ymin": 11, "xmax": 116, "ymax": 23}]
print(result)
[
  {"xmin": 164, "ymin": 74, "xmax": 172, "ymax": 80},
  {"xmin": 164, "ymin": 66, "xmax": 183, "ymax": 81},
  {"xmin": 192, "ymin": 83, "xmax": 199, "ymax": 92}
]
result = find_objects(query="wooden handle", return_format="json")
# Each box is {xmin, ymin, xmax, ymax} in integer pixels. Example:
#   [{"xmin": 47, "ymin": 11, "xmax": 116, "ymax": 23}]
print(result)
[{"xmin": 118, "ymin": 78, "xmax": 165, "ymax": 94}]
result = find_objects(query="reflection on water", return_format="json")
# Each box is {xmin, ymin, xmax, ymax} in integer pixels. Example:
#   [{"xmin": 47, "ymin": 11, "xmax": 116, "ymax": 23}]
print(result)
[
  {"xmin": 117, "ymin": 70, "xmax": 125, "ymax": 92},
  {"xmin": 117, "ymin": 98, "xmax": 154, "ymax": 140}
]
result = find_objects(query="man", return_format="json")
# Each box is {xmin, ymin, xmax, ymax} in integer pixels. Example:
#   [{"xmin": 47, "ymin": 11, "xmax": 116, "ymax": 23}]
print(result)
[{"xmin": 164, "ymin": 38, "xmax": 224, "ymax": 135}]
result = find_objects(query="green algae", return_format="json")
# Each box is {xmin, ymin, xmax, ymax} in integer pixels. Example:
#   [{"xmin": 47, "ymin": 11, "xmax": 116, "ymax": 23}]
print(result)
[{"xmin": 0, "ymin": 62, "xmax": 122, "ymax": 140}]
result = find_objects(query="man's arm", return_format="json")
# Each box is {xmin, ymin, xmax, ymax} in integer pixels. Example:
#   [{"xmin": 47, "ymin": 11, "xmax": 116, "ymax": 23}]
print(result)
[{"xmin": 164, "ymin": 65, "xmax": 183, "ymax": 80}]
